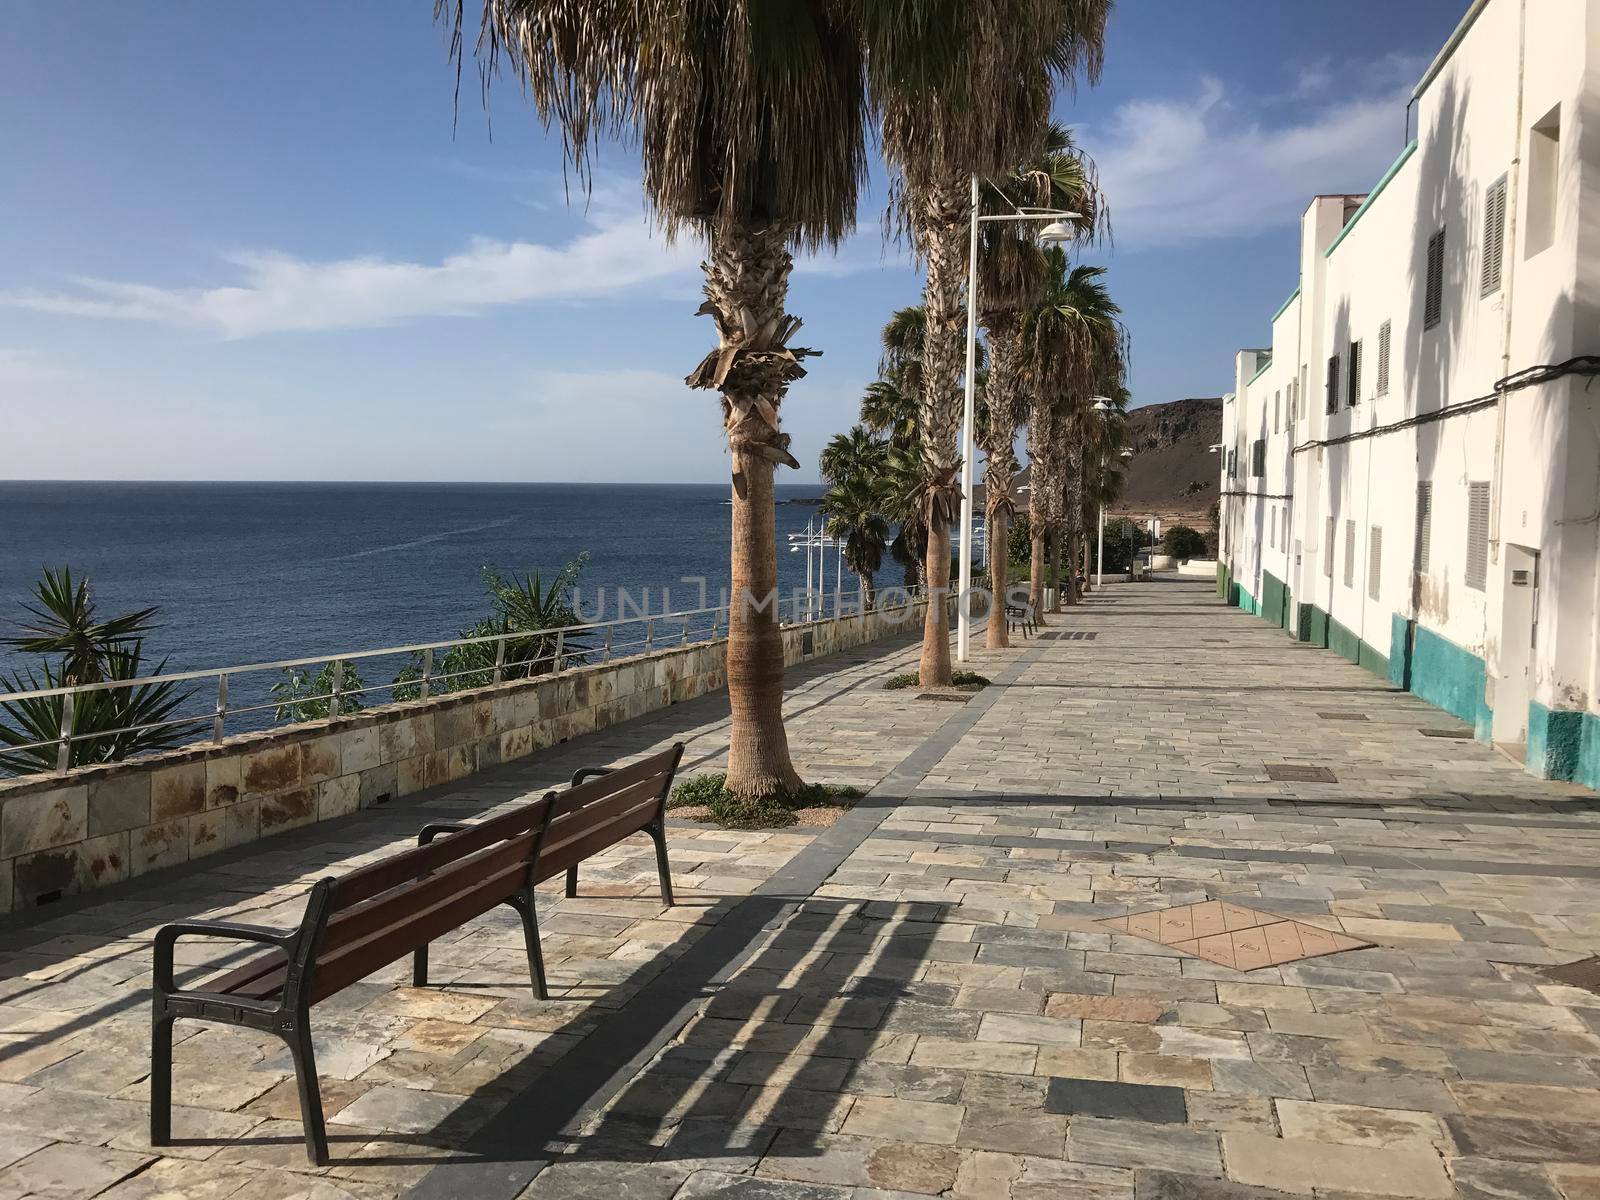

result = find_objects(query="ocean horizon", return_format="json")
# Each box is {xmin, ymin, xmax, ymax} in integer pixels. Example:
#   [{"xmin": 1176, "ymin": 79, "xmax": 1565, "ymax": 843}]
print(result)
[{"xmin": 0, "ymin": 480, "xmax": 861, "ymax": 686}]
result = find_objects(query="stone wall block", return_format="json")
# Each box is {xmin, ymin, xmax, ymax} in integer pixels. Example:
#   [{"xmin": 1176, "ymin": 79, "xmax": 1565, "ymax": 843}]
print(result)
[
  {"xmin": 1, "ymin": 786, "xmax": 87, "ymax": 858},
  {"xmin": 188, "ymin": 809, "xmax": 232, "ymax": 860},
  {"xmin": 88, "ymin": 774, "xmax": 150, "ymax": 837},
  {"xmin": 340, "ymin": 726, "xmax": 379, "ymax": 775},
  {"xmin": 132, "ymin": 820, "xmax": 189, "ymax": 877},
  {"xmin": 299, "ymin": 735, "xmax": 341, "ymax": 785},
  {"xmin": 0, "ymin": 859, "xmax": 11, "ymax": 913},
  {"xmin": 358, "ymin": 763, "xmax": 398, "ymax": 809},
  {"xmin": 259, "ymin": 787, "xmax": 317, "ymax": 835},
  {"xmin": 380, "ymin": 715, "xmax": 434, "ymax": 765},
  {"xmin": 537, "ymin": 678, "xmax": 577, "ymax": 721},
  {"xmin": 434, "ymin": 700, "xmax": 492, "ymax": 750},
  {"xmin": 444, "ymin": 745, "xmax": 476, "ymax": 784},
  {"xmin": 226, "ymin": 797, "xmax": 261, "ymax": 845},
  {"xmin": 398, "ymin": 750, "xmax": 447, "ymax": 796},
  {"xmin": 150, "ymin": 762, "xmax": 206, "ymax": 822},
  {"xmin": 316, "ymin": 776, "xmax": 360, "ymax": 822},
  {"xmin": 205, "ymin": 758, "xmax": 241, "ymax": 808},
  {"xmin": 500, "ymin": 725, "xmax": 534, "ymax": 763},
  {"xmin": 241, "ymin": 744, "xmax": 302, "ymax": 796},
  {"xmin": 476, "ymin": 735, "xmax": 503, "ymax": 772}
]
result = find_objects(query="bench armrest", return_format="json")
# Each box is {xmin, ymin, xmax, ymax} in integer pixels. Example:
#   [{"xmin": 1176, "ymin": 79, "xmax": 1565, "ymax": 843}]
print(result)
[
  {"xmin": 571, "ymin": 766, "xmax": 615, "ymax": 786},
  {"xmin": 418, "ymin": 822, "xmax": 471, "ymax": 846},
  {"xmin": 153, "ymin": 919, "xmax": 296, "ymax": 994}
]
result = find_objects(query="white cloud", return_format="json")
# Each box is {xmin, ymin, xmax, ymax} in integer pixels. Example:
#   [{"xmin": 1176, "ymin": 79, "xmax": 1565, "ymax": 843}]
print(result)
[
  {"xmin": 1084, "ymin": 73, "xmax": 1418, "ymax": 247},
  {"xmin": 3, "ymin": 183, "xmax": 900, "ymax": 339}
]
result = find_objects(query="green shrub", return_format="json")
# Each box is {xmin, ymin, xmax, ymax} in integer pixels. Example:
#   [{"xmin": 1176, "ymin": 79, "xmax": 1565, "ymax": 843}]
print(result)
[
  {"xmin": 668, "ymin": 772, "xmax": 866, "ymax": 830},
  {"xmin": 1161, "ymin": 525, "xmax": 1207, "ymax": 561},
  {"xmin": 884, "ymin": 670, "xmax": 990, "ymax": 691}
]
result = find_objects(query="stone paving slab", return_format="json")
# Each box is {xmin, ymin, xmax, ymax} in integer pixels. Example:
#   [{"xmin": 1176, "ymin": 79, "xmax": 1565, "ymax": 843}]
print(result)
[{"xmin": 6, "ymin": 580, "xmax": 1600, "ymax": 1199}]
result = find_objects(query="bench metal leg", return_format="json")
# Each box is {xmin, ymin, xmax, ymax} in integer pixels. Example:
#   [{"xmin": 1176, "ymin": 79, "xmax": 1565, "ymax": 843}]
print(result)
[
  {"xmin": 149, "ymin": 1009, "xmax": 175, "ymax": 1146},
  {"xmin": 411, "ymin": 944, "xmax": 429, "ymax": 987},
  {"xmin": 648, "ymin": 823, "xmax": 675, "ymax": 907},
  {"xmin": 511, "ymin": 890, "xmax": 548, "ymax": 1000},
  {"xmin": 565, "ymin": 864, "xmax": 578, "ymax": 898},
  {"xmin": 284, "ymin": 1020, "xmax": 329, "ymax": 1166}
]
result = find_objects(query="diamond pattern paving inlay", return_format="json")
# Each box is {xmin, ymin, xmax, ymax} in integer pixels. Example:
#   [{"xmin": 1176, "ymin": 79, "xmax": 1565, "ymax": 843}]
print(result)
[{"xmin": 1099, "ymin": 900, "xmax": 1373, "ymax": 971}]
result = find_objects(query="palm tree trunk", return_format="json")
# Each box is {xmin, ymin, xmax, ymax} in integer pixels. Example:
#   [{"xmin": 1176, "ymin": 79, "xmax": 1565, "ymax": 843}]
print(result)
[
  {"xmin": 916, "ymin": 181, "xmax": 969, "ymax": 688},
  {"xmin": 986, "ymin": 511, "xmax": 1009, "ymax": 647},
  {"xmin": 1029, "ymin": 525, "xmax": 1046, "ymax": 619},
  {"xmin": 860, "ymin": 572, "xmax": 876, "ymax": 611},
  {"xmin": 981, "ymin": 317, "xmax": 1023, "ymax": 650},
  {"xmin": 692, "ymin": 223, "xmax": 807, "ymax": 802},
  {"xmin": 1048, "ymin": 528, "xmax": 1062, "ymax": 612},
  {"xmin": 1064, "ymin": 431, "xmax": 1085, "ymax": 606}
]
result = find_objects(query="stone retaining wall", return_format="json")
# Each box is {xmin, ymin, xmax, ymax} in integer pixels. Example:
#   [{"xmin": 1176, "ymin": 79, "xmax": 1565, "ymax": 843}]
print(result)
[{"xmin": 0, "ymin": 600, "xmax": 928, "ymax": 914}]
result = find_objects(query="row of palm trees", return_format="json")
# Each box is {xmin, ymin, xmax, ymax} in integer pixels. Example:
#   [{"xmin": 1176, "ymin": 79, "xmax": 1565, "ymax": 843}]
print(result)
[
  {"xmin": 445, "ymin": 0, "xmax": 1114, "ymax": 807},
  {"xmin": 820, "ymin": 239, "xmax": 1130, "ymax": 642}
]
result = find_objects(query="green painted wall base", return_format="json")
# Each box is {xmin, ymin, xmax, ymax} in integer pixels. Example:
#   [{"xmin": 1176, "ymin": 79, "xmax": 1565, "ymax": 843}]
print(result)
[
  {"xmin": 1299, "ymin": 603, "xmax": 1330, "ymax": 648},
  {"xmin": 1328, "ymin": 617, "xmax": 1389, "ymax": 680},
  {"xmin": 1388, "ymin": 615, "xmax": 1413, "ymax": 689},
  {"xmin": 1216, "ymin": 562, "xmax": 1229, "ymax": 599},
  {"xmin": 1410, "ymin": 625, "xmax": 1493, "ymax": 739},
  {"xmin": 1261, "ymin": 571, "xmax": 1289, "ymax": 630}
]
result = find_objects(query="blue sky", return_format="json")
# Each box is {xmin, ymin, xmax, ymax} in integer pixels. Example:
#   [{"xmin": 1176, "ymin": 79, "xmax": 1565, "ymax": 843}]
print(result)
[{"xmin": 2, "ymin": 2, "xmax": 1468, "ymax": 484}]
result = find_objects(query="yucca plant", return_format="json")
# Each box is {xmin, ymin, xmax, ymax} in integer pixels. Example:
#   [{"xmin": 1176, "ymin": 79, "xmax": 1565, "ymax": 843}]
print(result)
[{"xmin": 0, "ymin": 568, "xmax": 197, "ymax": 774}]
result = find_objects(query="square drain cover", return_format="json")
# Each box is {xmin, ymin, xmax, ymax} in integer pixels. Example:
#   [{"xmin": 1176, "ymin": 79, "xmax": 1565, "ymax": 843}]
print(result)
[
  {"xmin": 1420, "ymin": 728, "xmax": 1474, "ymax": 739},
  {"xmin": 1317, "ymin": 712, "xmax": 1369, "ymax": 722},
  {"xmin": 1543, "ymin": 956, "xmax": 1600, "ymax": 995},
  {"xmin": 1100, "ymin": 901, "xmax": 1372, "ymax": 972},
  {"xmin": 1266, "ymin": 764, "xmax": 1338, "ymax": 783}
]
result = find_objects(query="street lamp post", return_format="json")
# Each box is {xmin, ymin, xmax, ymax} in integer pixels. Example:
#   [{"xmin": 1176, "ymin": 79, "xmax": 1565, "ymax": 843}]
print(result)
[{"xmin": 956, "ymin": 181, "xmax": 1081, "ymax": 663}]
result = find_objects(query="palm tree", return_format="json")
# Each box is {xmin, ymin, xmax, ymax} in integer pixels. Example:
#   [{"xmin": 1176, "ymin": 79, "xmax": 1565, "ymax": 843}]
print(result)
[
  {"xmin": 820, "ymin": 474, "xmax": 891, "ymax": 609},
  {"xmin": 865, "ymin": 0, "xmax": 1111, "ymax": 685},
  {"xmin": 3, "ymin": 566, "xmax": 159, "ymax": 685},
  {"xmin": 447, "ymin": 0, "xmax": 869, "ymax": 804},
  {"xmin": 1022, "ymin": 255, "xmax": 1127, "ymax": 609},
  {"xmin": 1081, "ymin": 384, "xmax": 1129, "ymax": 587},
  {"xmin": 979, "ymin": 125, "xmax": 1105, "ymax": 646},
  {"xmin": 820, "ymin": 426, "xmax": 887, "ymax": 487}
]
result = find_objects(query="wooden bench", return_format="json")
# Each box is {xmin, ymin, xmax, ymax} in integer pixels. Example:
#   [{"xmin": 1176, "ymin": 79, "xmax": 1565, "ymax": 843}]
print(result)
[
  {"xmin": 1006, "ymin": 601, "xmax": 1037, "ymax": 638},
  {"xmin": 149, "ymin": 743, "xmax": 684, "ymax": 1165}
]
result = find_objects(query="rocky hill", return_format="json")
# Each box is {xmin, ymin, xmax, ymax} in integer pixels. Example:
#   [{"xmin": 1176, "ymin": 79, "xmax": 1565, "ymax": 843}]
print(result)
[{"xmin": 1110, "ymin": 396, "xmax": 1223, "ymax": 526}]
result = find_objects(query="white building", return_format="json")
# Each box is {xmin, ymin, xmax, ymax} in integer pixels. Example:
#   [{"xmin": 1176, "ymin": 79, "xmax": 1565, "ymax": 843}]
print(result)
[{"xmin": 1219, "ymin": 0, "xmax": 1600, "ymax": 786}]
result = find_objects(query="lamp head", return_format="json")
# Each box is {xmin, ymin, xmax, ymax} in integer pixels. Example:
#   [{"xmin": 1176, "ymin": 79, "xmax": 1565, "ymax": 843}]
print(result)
[{"xmin": 1037, "ymin": 214, "xmax": 1083, "ymax": 244}]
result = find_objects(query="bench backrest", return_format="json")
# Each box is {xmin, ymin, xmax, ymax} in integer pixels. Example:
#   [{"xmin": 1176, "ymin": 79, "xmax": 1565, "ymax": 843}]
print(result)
[
  {"xmin": 289, "ymin": 742, "xmax": 684, "ymax": 1003},
  {"xmin": 536, "ymin": 743, "xmax": 685, "ymax": 884}
]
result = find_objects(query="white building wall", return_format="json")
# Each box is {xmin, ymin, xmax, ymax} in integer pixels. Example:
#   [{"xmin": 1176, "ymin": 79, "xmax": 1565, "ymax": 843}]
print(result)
[{"xmin": 1220, "ymin": 0, "xmax": 1600, "ymax": 784}]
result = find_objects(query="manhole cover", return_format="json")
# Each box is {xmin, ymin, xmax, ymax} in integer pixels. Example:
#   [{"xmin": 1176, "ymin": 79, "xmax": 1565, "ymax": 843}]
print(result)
[
  {"xmin": 1100, "ymin": 900, "xmax": 1372, "ymax": 972},
  {"xmin": 1420, "ymin": 728, "xmax": 1473, "ymax": 739},
  {"xmin": 1266, "ymin": 764, "xmax": 1338, "ymax": 783},
  {"xmin": 1543, "ymin": 956, "xmax": 1600, "ymax": 995},
  {"xmin": 1317, "ymin": 712, "xmax": 1369, "ymax": 722}
]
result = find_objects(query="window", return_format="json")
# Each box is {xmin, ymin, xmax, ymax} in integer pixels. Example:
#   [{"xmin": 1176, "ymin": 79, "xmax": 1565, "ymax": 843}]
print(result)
[
  {"xmin": 1282, "ymin": 508, "xmax": 1290, "ymax": 548},
  {"xmin": 1347, "ymin": 340, "xmax": 1362, "ymax": 407},
  {"xmin": 1326, "ymin": 354, "xmax": 1341, "ymax": 414},
  {"xmin": 1377, "ymin": 320, "xmax": 1391, "ymax": 396},
  {"xmin": 1481, "ymin": 174, "xmax": 1508, "ymax": 296},
  {"xmin": 1343, "ymin": 519, "xmax": 1356, "ymax": 588},
  {"xmin": 1526, "ymin": 105, "xmax": 1560, "ymax": 258},
  {"xmin": 1227, "ymin": 448, "xmax": 1236, "ymax": 479},
  {"xmin": 1274, "ymin": 391, "xmax": 1281, "ymax": 433},
  {"xmin": 1465, "ymin": 481, "xmax": 1491, "ymax": 590},
  {"xmin": 1324, "ymin": 518, "xmax": 1335, "ymax": 578},
  {"xmin": 1299, "ymin": 366, "xmax": 1308, "ymax": 420},
  {"xmin": 1424, "ymin": 228, "xmax": 1446, "ymax": 329},
  {"xmin": 1368, "ymin": 527, "xmax": 1383, "ymax": 601},
  {"xmin": 1288, "ymin": 380, "xmax": 1297, "ymax": 427},
  {"xmin": 1415, "ymin": 482, "xmax": 1433, "ymax": 574},
  {"xmin": 1251, "ymin": 439, "xmax": 1266, "ymax": 477},
  {"xmin": 1269, "ymin": 506, "xmax": 1277, "ymax": 549}
]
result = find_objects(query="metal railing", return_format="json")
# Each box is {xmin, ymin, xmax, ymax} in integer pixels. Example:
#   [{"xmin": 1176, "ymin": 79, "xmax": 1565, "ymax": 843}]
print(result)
[{"xmin": 1, "ymin": 585, "xmax": 925, "ymax": 776}]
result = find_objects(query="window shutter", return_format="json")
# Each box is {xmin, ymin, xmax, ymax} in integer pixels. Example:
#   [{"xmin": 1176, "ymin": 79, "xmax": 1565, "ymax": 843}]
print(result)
[
  {"xmin": 1344, "ymin": 519, "xmax": 1356, "ymax": 588},
  {"xmin": 1415, "ymin": 481, "xmax": 1433, "ymax": 574},
  {"xmin": 1348, "ymin": 340, "xmax": 1361, "ymax": 407},
  {"xmin": 1368, "ymin": 527, "xmax": 1383, "ymax": 601},
  {"xmin": 1465, "ymin": 481, "xmax": 1491, "ymax": 590},
  {"xmin": 1481, "ymin": 175, "xmax": 1507, "ymax": 297},
  {"xmin": 1274, "ymin": 391, "xmax": 1281, "ymax": 433},
  {"xmin": 1377, "ymin": 320, "xmax": 1391, "ymax": 396},
  {"xmin": 1324, "ymin": 518, "xmax": 1335, "ymax": 578},
  {"xmin": 1269, "ymin": 506, "xmax": 1276, "ymax": 549},
  {"xmin": 1326, "ymin": 355, "xmax": 1341, "ymax": 414},
  {"xmin": 1424, "ymin": 228, "xmax": 1446, "ymax": 329}
]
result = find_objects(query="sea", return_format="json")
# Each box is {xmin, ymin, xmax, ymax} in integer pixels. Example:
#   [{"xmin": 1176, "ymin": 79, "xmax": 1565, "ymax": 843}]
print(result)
[{"xmin": 0, "ymin": 482, "xmax": 861, "ymax": 720}]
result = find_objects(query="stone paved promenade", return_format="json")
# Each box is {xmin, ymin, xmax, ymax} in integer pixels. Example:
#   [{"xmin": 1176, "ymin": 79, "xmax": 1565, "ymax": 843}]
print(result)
[{"xmin": 5, "ymin": 579, "xmax": 1600, "ymax": 1200}]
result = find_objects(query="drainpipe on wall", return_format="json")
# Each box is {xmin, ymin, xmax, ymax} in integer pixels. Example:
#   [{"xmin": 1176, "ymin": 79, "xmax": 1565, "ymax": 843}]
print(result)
[{"xmin": 1488, "ymin": 0, "xmax": 1528, "ymax": 562}]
